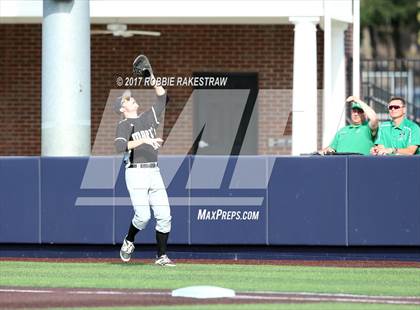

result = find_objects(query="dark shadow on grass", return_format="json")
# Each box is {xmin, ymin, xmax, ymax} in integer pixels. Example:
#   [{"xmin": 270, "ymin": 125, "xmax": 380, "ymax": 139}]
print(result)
[{"xmin": 107, "ymin": 262, "xmax": 149, "ymax": 267}]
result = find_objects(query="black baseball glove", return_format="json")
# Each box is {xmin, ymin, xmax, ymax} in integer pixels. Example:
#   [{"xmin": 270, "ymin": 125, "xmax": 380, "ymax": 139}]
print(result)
[{"xmin": 133, "ymin": 55, "xmax": 153, "ymax": 78}]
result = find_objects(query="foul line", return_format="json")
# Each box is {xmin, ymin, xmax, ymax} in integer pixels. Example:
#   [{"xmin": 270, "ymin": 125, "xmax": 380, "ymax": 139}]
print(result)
[
  {"xmin": 234, "ymin": 294, "xmax": 420, "ymax": 305},
  {"xmin": 246, "ymin": 290, "xmax": 420, "ymax": 300},
  {"xmin": 0, "ymin": 289, "xmax": 54, "ymax": 294}
]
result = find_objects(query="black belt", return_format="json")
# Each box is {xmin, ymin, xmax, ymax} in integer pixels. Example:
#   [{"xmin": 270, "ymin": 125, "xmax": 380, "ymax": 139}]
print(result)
[{"xmin": 128, "ymin": 162, "xmax": 158, "ymax": 168}]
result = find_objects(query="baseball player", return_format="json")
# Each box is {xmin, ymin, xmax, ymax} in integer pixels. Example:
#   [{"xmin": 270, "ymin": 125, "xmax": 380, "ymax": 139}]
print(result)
[{"xmin": 114, "ymin": 73, "xmax": 174, "ymax": 267}]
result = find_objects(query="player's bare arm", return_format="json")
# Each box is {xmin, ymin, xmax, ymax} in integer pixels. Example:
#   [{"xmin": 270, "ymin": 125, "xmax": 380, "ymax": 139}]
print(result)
[
  {"xmin": 374, "ymin": 144, "xmax": 418, "ymax": 155},
  {"xmin": 346, "ymin": 96, "xmax": 378, "ymax": 134},
  {"xmin": 394, "ymin": 145, "xmax": 419, "ymax": 155}
]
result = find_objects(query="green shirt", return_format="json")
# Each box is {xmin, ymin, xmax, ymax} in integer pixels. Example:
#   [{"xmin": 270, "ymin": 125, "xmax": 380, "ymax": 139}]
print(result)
[
  {"xmin": 375, "ymin": 118, "xmax": 420, "ymax": 154},
  {"xmin": 330, "ymin": 122, "xmax": 375, "ymax": 155}
]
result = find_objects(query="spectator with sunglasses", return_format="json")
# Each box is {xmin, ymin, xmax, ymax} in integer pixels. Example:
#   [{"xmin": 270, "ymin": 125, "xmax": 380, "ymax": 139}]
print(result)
[
  {"xmin": 371, "ymin": 97, "xmax": 420, "ymax": 155},
  {"xmin": 319, "ymin": 96, "xmax": 378, "ymax": 155}
]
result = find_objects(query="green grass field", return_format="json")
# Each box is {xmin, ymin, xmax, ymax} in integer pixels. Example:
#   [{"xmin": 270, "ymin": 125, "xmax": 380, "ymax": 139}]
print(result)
[{"xmin": 1, "ymin": 260, "xmax": 419, "ymax": 310}]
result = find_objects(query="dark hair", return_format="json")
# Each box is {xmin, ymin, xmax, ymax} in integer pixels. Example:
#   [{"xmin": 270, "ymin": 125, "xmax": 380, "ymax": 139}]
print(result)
[{"xmin": 389, "ymin": 96, "xmax": 406, "ymax": 106}]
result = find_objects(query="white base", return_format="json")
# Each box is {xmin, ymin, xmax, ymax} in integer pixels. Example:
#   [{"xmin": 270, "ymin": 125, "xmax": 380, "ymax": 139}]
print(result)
[{"xmin": 172, "ymin": 286, "xmax": 236, "ymax": 299}]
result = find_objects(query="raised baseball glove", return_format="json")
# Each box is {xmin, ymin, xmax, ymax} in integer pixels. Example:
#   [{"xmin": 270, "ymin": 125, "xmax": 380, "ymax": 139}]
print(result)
[{"xmin": 133, "ymin": 54, "xmax": 153, "ymax": 78}]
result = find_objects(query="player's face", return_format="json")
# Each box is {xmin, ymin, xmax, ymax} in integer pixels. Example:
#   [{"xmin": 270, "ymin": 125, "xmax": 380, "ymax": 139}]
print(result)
[
  {"xmin": 351, "ymin": 108, "xmax": 364, "ymax": 125},
  {"xmin": 122, "ymin": 97, "xmax": 139, "ymax": 113}
]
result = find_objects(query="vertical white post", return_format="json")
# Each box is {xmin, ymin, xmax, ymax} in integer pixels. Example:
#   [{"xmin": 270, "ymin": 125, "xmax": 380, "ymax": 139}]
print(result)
[
  {"xmin": 290, "ymin": 17, "xmax": 319, "ymax": 155},
  {"xmin": 352, "ymin": 0, "xmax": 360, "ymax": 97},
  {"xmin": 323, "ymin": 18, "xmax": 348, "ymax": 147},
  {"xmin": 323, "ymin": 15, "xmax": 332, "ymax": 147},
  {"xmin": 42, "ymin": 0, "xmax": 91, "ymax": 156}
]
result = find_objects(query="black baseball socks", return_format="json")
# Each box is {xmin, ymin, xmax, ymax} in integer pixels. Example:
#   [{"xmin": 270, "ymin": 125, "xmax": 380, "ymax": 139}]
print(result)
[
  {"xmin": 126, "ymin": 223, "xmax": 139, "ymax": 242},
  {"xmin": 126, "ymin": 224, "xmax": 169, "ymax": 257},
  {"xmin": 156, "ymin": 231, "xmax": 169, "ymax": 257}
]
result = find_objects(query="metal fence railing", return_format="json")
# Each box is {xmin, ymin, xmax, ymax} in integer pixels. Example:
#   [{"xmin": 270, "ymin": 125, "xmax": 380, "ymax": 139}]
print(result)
[{"xmin": 361, "ymin": 59, "xmax": 420, "ymax": 124}]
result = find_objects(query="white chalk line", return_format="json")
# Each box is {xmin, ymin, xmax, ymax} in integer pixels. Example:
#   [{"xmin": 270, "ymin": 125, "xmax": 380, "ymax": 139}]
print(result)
[
  {"xmin": 0, "ymin": 289, "xmax": 169, "ymax": 296},
  {"xmin": 0, "ymin": 288, "xmax": 419, "ymax": 305},
  {"xmin": 234, "ymin": 295, "xmax": 420, "ymax": 305},
  {"xmin": 70, "ymin": 290, "xmax": 169, "ymax": 296},
  {"xmin": 0, "ymin": 289, "xmax": 54, "ymax": 294},
  {"xmin": 246, "ymin": 290, "xmax": 420, "ymax": 300}
]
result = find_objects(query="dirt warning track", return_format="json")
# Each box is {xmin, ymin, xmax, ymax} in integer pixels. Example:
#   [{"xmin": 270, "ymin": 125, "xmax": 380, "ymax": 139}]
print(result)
[
  {"xmin": 1, "ymin": 287, "xmax": 420, "ymax": 309},
  {"xmin": 2, "ymin": 257, "xmax": 420, "ymax": 268}
]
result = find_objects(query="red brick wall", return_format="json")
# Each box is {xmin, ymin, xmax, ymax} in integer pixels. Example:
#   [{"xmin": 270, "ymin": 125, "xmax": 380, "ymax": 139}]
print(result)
[
  {"xmin": 317, "ymin": 26, "xmax": 325, "ymax": 149},
  {"xmin": 0, "ymin": 24, "xmax": 326, "ymax": 155},
  {"xmin": 0, "ymin": 25, "xmax": 42, "ymax": 155}
]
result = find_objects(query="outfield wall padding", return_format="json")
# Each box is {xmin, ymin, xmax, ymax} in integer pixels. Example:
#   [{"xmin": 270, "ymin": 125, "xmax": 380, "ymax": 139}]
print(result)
[{"xmin": 0, "ymin": 156, "xmax": 419, "ymax": 246}]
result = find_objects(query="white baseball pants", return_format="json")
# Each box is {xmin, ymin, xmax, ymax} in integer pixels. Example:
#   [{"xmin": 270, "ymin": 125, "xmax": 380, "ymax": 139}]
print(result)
[{"xmin": 125, "ymin": 167, "xmax": 171, "ymax": 233}]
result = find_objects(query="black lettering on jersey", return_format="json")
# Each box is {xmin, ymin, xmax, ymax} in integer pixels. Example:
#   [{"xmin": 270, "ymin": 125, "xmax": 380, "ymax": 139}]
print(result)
[{"xmin": 132, "ymin": 127, "xmax": 157, "ymax": 140}]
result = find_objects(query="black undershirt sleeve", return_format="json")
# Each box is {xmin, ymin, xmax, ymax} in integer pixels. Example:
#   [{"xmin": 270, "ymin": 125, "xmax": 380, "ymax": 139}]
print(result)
[
  {"xmin": 115, "ymin": 121, "xmax": 131, "ymax": 153},
  {"xmin": 151, "ymin": 94, "xmax": 169, "ymax": 123}
]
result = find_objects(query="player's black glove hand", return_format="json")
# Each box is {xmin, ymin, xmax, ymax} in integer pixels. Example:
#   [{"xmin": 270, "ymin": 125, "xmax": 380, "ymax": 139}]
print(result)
[{"xmin": 133, "ymin": 55, "xmax": 153, "ymax": 78}]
